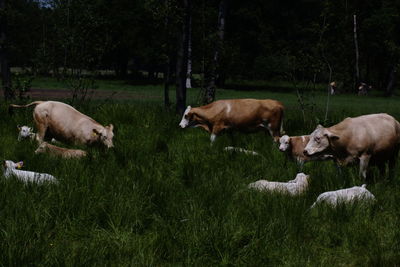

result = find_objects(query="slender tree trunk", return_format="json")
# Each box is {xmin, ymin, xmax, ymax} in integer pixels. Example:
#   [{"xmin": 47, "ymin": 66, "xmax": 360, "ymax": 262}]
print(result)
[
  {"xmin": 353, "ymin": 14, "xmax": 360, "ymax": 92},
  {"xmin": 385, "ymin": 64, "xmax": 397, "ymax": 97},
  {"xmin": 0, "ymin": 0, "xmax": 12, "ymax": 100},
  {"xmin": 203, "ymin": 0, "xmax": 227, "ymax": 104},
  {"xmin": 176, "ymin": 0, "xmax": 191, "ymax": 114},
  {"xmin": 186, "ymin": 15, "xmax": 192, "ymax": 89},
  {"xmin": 164, "ymin": 56, "xmax": 171, "ymax": 108},
  {"xmin": 163, "ymin": 0, "xmax": 171, "ymax": 108}
]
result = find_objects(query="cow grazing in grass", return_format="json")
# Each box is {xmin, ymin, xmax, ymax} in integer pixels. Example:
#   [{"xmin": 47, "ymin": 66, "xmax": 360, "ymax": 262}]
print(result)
[
  {"xmin": 35, "ymin": 142, "xmax": 87, "ymax": 159},
  {"xmin": 10, "ymin": 101, "xmax": 114, "ymax": 148},
  {"xmin": 248, "ymin": 173, "xmax": 310, "ymax": 196},
  {"xmin": 310, "ymin": 184, "xmax": 375, "ymax": 209},
  {"xmin": 179, "ymin": 99, "xmax": 284, "ymax": 143},
  {"xmin": 304, "ymin": 113, "xmax": 400, "ymax": 180},
  {"xmin": 279, "ymin": 134, "xmax": 333, "ymax": 168},
  {"xmin": 3, "ymin": 160, "xmax": 57, "ymax": 184}
]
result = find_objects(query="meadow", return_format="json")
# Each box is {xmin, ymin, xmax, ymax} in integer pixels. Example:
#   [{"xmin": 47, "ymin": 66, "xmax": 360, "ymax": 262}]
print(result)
[{"xmin": 1, "ymin": 82, "xmax": 400, "ymax": 265}]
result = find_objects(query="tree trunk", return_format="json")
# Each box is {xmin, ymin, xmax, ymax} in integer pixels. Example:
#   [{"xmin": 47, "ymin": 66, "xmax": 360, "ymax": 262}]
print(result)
[
  {"xmin": 176, "ymin": 0, "xmax": 191, "ymax": 114},
  {"xmin": 186, "ymin": 15, "xmax": 192, "ymax": 89},
  {"xmin": 203, "ymin": 0, "xmax": 227, "ymax": 104},
  {"xmin": 353, "ymin": 14, "xmax": 360, "ymax": 92},
  {"xmin": 0, "ymin": 0, "xmax": 12, "ymax": 100},
  {"xmin": 385, "ymin": 64, "xmax": 397, "ymax": 97}
]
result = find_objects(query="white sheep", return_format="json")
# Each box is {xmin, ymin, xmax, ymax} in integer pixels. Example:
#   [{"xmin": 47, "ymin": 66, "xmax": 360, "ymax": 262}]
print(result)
[
  {"xmin": 2, "ymin": 160, "xmax": 57, "ymax": 184},
  {"xmin": 310, "ymin": 184, "xmax": 376, "ymax": 209},
  {"xmin": 248, "ymin": 173, "xmax": 310, "ymax": 195},
  {"xmin": 17, "ymin": 125, "xmax": 58, "ymax": 143},
  {"xmin": 223, "ymin": 146, "xmax": 260, "ymax": 156}
]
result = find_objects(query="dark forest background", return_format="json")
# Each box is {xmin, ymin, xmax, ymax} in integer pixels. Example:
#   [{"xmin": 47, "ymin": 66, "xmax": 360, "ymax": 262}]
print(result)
[{"xmin": 1, "ymin": 0, "xmax": 400, "ymax": 110}]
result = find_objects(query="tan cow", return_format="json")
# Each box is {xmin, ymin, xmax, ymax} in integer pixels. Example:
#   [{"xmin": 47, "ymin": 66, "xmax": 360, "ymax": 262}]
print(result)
[
  {"xmin": 35, "ymin": 142, "xmax": 87, "ymax": 159},
  {"xmin": 279, "ymin": 134, "xmax": 333, "ymax": 167},
  {"xmin": 10, "ymin": 101, "xmax": 114, "ymax": 148},
  {"xmin": 179, "ymin": 99, "xmax": 284, "ymax": 143},
  {"xmin": 304, "ymin": 113, "xmax": 400, "ymax": 179}
]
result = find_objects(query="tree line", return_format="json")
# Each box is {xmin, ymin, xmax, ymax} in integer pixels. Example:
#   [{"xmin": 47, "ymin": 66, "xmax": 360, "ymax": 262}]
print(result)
[{"xmin": 1, "ymin": 0, "xmax": 399, "ymax": 112}]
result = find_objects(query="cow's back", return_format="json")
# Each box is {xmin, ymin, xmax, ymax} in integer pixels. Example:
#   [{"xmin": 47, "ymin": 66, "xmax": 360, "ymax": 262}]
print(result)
[
  {"xmin": 34, "ymin": 101, "xmax": 97, "ymax": 141},
  {"xmin": 331, "ymin": 113, "xmax": 400, "ymax": 155}
]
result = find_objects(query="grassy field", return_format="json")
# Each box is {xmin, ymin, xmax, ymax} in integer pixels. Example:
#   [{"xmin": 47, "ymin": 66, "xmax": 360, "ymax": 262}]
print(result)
[{"xmin": 1, "ymin": 83, "xmax": 400, "ymax": 265}]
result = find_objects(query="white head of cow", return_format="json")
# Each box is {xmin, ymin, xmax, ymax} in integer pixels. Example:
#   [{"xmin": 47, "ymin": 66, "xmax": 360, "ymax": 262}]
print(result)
[
  {"xmin": 279, "ymin": 135, "xmax": 291, "ymax": 152},
  {"xmin": 304, "ymin": 125, "xmax": 339, "ymax": 156},
  {"xmin": 17, "ymin": 125, "xmax": 33, "ymax": 141},
  {"xmin": 179, "ymin": 106, "xmax": 192, "ymax": 128},
  {"xmin": 93, "ymin": 124, "xmax": 114, "ymax": 148},
  {"xmin": 3, "ymin": 160, "xmax": 23, "ymax": 170}
]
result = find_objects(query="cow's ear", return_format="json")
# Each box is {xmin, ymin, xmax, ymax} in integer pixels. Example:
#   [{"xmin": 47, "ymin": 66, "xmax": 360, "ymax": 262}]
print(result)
[
  {"xmin": 17, "ymin": 125, "xmax": 21, "ymax": 130},
  {"xmin": 16, "ymin": 161, "xmax": 24, "ymax": 169},
  {"xmin": 324, "ymin": 130, "xmax": 339, "ymax": 141},
  {"xmin": 316, "ymin": 124, "xmax": 323, "ymax": 129},
  {"xmin": 109, "ymin": 124, "xmax": 114, "ymax": 131}
]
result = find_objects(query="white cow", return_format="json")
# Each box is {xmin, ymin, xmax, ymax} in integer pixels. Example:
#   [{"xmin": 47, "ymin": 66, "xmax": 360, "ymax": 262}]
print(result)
[
  {"xmin": 248, "ymin": 173, "xmax": 310, "ymax": 196},
  {"xmin": 310, "ymin": 184, "xmax": 376, "ymax": 209},
  {"xmin": 3, "ymin": 160, "xmax": 57, "ymax": 184}
]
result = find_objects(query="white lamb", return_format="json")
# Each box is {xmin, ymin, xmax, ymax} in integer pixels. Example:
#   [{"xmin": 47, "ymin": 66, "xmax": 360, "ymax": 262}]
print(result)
[
  {"xmin": 17, "ymin": 125, "xmax": 36, "ymax": 141},
  {"xmin": 17, "ymin": 125, "xmax": 58, "ymax": 143},
  {"xmin": 248, "ymin": 173, "xmax": 310, "ymax": 195},
  {"xmin": 310, "ymin": 184, "xmax": 376, "ymax": 209},
  {"xmin": 3, "ymin": 160, "xmax": 57, "ymax": 184},
  {"xmin": 223, "ymin": 146, "xmax": 260, "ymax": 156}
]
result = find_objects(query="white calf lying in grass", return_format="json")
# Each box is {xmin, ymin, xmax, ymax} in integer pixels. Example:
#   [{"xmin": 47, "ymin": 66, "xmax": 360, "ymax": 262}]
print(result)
[
  {"xmin": 310, "ymin": 184, "xmax": 376, "ymax": 209},
  {"xmin": 248, "ymin": 173, "xmax": 310, "ymax": 195},
  {"xmin": 35, "ymin": 142, "xmax": 87, "ymax": 159},
  {"xmin": 223, "ymin": 146, "xmax": 260, "ymax": 156},
  {"xmin": 3, "ymin": 160, "xmax": 57, "ymax": 184},
  {"xmin": 17, "ymin": 125, "xmax": 58, "ymax": 143}
]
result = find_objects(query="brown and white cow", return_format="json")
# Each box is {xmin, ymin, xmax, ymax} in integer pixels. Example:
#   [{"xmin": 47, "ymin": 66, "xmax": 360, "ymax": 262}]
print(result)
[
  {"xmin": 179, "ymin": 99, "xmax": 284, "ymax": 143},
  {"xmin": 10, "ymin": 101, "xmax": 114, "ymax": 148},
  {"xmin": 35, "ymin": 142, "xmax": 87, "ymax": 159},
  {"xmin": 304, "ymin": 113, "xmax": 400, "ymax": 179},
  {"xmin": 279, "ymin": 135, "xmax": 333, "ymax": 167}
]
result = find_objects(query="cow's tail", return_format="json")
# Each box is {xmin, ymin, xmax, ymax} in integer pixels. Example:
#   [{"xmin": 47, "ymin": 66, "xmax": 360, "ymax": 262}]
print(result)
[{"xmin": 9, "ymin": 101, "xmax": 44, "ymax": 115}]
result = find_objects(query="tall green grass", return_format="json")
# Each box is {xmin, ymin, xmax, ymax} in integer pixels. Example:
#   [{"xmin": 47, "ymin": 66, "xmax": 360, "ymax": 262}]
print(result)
[{"xmin": 1, "ymin": 92, "xmax": 400, "ymax": 265}]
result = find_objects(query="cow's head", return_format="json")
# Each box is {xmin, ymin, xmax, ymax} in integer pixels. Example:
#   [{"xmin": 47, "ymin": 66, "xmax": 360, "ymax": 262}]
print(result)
[
  {"xmin": 35, "ymin": 142, "xmax": 48, "ymax": 154},
  {"xmin": 279, "ymin": 135, "xmax": 291, "ymax": 152},
  {"xmin": 179, "ymin": 106, "xmax": 193, "ymax": 128},
  {"xmin": 3, "ymin": 160, "xmax": 23, "ymax": 169},
  {"xmin": 17, "ymin": 125, "xmax": 33, "ymax": 141},
  {"xmin": 304, "ymin": 125, "xmax": 338, "ymax": 157},
  {"xmin": 93, "ymin": 124, "xmax": 114, "ymax": 148}
]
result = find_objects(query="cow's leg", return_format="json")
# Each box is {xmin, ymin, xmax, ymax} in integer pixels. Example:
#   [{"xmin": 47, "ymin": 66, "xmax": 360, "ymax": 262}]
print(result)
[
  {"xmin": 359, "ymin": 154, "xmax": 371, "ymax": 180},
  {"xmin": 33, "ymin": 113, "xmax": 47, "ymax": 143},
  {"xmin": 377, "ymin": 162, "xmax": 386, "ymax": 178}
]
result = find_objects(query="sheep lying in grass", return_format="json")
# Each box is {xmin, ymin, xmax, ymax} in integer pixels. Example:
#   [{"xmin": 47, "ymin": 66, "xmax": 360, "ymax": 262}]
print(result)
[
  {"xmin": 248, "ymin": 173, "xmax": 310, "ymax": 195},
  {"xmin": 223, "ymin": 146, "xmax": 260, "ymax": 156},
  {"xmin": 310, "ymin": 184, "xmax": 376, "ymax": 209},
  {"xmin": 17, "ymin": 125, "xmax": 58, "ymax": 143},
  {"xmin": 35, "ymin": 142, "xmax": 87, "ymax": 159},
  {"xmin": 2, "ymin": 160, "xmax": 57, "ymax": 184}
]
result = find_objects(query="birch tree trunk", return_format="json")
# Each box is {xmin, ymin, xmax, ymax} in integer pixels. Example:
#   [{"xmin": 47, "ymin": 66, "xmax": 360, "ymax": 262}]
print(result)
[
  {"xmin": 186, "ymin": 15, "xmax": 192, "ymax": 89},
  {"xmin": 353, "ymin": 14, "xmax": 360, "ymax": 92},
  {"xmin": 203, "ymin": 0, "xmax": 227, "ymax": 104},
  {"xmin": 0, "ymin": 0, "xmax": 12, "ymax": 100},
  {"xmin": 176, "ymin": 0, "xmax": 191, "ymax": 114}
]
